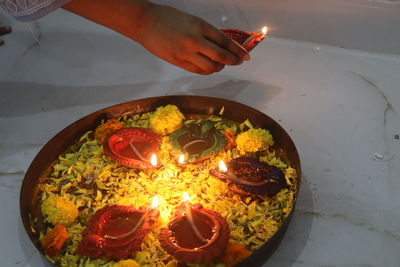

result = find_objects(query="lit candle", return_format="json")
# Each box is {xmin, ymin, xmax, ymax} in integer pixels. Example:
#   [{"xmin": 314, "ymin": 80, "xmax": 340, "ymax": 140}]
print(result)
[
  {"xmin": 218, "ymin": 160, "xmax": 228, "ymax": 172},
  {"xmin": 158, "ymin": 193, "xmax": 230, "ymax": 263},
  {"xmin": 242, "ymin": 26, "xmax": 268, "ymax": 47},
  {"xmin": 182, "ymin": 192, "xmax": 208, "ymax": 243},
  {"xmin": 105, "ymin": 195, "xmax": 159, "ymax": 240},
  {"xmin": 261, "ymin": 26, "xmax": 268, "ymax": 37},
  {"xmin": 128, "ymin": 141, "xmax": 158, "ymax": 168}
]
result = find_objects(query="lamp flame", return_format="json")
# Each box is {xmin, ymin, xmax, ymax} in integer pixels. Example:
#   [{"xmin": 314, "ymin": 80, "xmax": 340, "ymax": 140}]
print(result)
[
  {"xmin": 183, "ymin": 192, "xmax": 190, "ymax": 202},
  {"xmin": 150, "ymin": 153, "xmax": 157, "ymax": 167},
  {"xmin": 178, "ymin": 154, "xmax": 185, "ymax": 164},
  {"xmin": 151, "ymin": 195, "xmax": 159, "ymax": 208},
  {"xmin": 262, "ymin": 26, "xmax": 268, "ymax": 35},
  {"xmin": 219, "ymin": 160, "xmax": 228, "ymax": 172}
]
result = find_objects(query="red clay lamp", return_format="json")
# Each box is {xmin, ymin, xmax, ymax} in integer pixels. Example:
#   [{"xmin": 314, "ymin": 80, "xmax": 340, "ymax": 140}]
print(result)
[
  {"xmin": 222, "ymin": 26, "xmax": 268, "ymax": 52},
  {"xmin": 159, "ymin": 192, "xmax": 230, "ymax": 263},
  {"xmin": 76, "ymin": 196, "xmax": 159, "ymax": 259},
  {"xmin": 103, "ymin": 127, "xmax": 161, "ymax": 169}
]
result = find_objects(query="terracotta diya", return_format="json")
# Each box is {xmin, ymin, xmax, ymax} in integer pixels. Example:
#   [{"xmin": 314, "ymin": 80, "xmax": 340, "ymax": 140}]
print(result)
[
  {"xmin": 222, "ymin": 27, "xmax": 267, "ymax": 52},
  {"xmin": 210, "ymin": 157, "xmax": 287, "ymax": 196},
  {"xmin": 159, "ymin": 194, "xmax": 229, "ymax": 263},
  {"xmin": 76, "ymin": 203, "xmax": 159, "ymax": 260},
  {"xmin": 103, "ymin": 127, "xmax": 161, "ymax": 169},
  {"xmin": 169, "ymin": 120, "xmax": 226, "ymax": 163}
]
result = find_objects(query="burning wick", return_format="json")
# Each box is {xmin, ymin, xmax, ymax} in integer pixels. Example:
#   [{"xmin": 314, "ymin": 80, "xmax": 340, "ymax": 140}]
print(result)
[
  {"xmin": 262, "ymin": 26, "xmax": 268, "ymax": 36},
  {"xmin": 128, "ymin": 140, "xmax": 158, "ymax": 167},
  {"xmin": 182, "ymin": 192, "xmax": 208, "ymax": 243},
  {"xmin": 150, "ymin": 153, "xmax": 158, "ymax": 167},
  {"xmin": 242, "ymin": 26, "xmax": 268, "ymax": 47},
  {"xmin": 218, "ymin": 160, "xmax": 228, "ymax": 173},
  {"xmin": 178, "ymin": 154, "xmax": 185, "ymax": 165},
  {"xmin": 218, "ymin": 160, "xmax": 267, "ymax": 186},
  {"xmin": 105, "ymin": 196, "xmax": 159, "ymax": 240}
]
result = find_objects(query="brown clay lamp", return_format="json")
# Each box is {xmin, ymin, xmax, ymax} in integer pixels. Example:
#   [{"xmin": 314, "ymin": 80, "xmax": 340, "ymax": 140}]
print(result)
[
  {"xmin": 103, "ymin": 127, "xmax": 161, "ymax": 169},
  {"xmin": 159, "ymin": 193, "xmax": 230, "ymax": 263},
  {"xmin": 222, "ymin": 26, "xmax": 268, "ymax": 52},
  {"xmin": 76, "ymin": 196, "xmax": 159, "ymax": 260},
  {"xmin": 210, "ymin": 158, "xmax": 286, "ymax": 196}
]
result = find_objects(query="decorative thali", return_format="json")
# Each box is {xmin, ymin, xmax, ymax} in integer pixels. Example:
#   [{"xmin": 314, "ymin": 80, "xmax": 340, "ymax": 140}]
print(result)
[{"xmin": 20, "ymin": 95, "xmax": 301, "ymax": 266}]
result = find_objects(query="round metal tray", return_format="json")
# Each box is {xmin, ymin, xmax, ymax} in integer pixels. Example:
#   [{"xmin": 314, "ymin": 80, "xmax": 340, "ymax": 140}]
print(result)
[{"xmin": 20, "ymin": 95, "xmax": 301, "ymax": 266}]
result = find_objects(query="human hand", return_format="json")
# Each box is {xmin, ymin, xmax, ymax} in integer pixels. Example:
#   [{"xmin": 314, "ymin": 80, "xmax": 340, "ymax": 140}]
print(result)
[
  {"xmin": 135, "ymin": 3, "xmax": 250, "ymax": 75},
  {"xmin": 0, "ymin": 26, "xmax": 12, "ymax": 46}
]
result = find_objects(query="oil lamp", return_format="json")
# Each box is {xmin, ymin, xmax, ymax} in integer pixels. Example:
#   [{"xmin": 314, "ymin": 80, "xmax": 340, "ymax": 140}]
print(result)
[
  {"xmin": 159, "ymin": 192, "xmax": 230, "ymax": 263},
  {"xmin": 76, "ymin": 196, "xmax": 160, "ymax": 259},
  {"xmin": 103, "ymin": 127, "xmax": 161, "ymax": 169},
  {"xmin": 169, "ymin": 120, "xmax": 226, "ymax": 163},
  {"xmin": 222, "ymin": 26, "xmax": 268, "ymax": 52},
  {"xmin": 210, "ymin": 157, "xmax": 287, "ymax": 196}
]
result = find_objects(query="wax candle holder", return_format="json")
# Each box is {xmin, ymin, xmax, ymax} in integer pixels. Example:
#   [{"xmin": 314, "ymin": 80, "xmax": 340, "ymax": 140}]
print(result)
[
  {"xmin": 159, "ymin": 202, "xmax": 229, "ymax": 263},
  {"xmin": 103, "ymin": 127, "xmax": 161, "ymax": 169},
  {"xmin": 76, "ymin": 204, "xmax": 159, "ymax": 260},
  {"xmin": 210, "ymin": 157, "xmax": 286, "ymax": 196}
]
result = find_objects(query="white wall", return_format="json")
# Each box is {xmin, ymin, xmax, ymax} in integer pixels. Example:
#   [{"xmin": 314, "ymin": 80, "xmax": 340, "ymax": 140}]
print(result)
[{"xmin": 167, "ymin": 0, "xmax": 400, "ymax": 55}]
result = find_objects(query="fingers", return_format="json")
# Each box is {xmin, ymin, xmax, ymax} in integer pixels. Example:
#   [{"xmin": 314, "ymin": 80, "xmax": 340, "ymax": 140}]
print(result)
[
  {"xmin": 202, "ymin": 23, "xmax": 250, "ymax": 62},
  {"xmin": 178, "ymin": 54, "xmax": 224, "ymax": 75},
  {"xmin": 199, "ymin": 40, "xmax": 243, "ymax": 66},
  {"xmin": 192, "ymin": 53, "xmax": 225, "ymax": 74},
  {"xmin": 0, "ymin": 26, "xmax": 12, "ymax": 36}
]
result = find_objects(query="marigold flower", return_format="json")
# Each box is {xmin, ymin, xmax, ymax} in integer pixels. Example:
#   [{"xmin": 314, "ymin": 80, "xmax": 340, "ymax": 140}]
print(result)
[
  {"xmin": 41, "ymin": 195, "xmax": 78, "ymax": 226},
  {"xmin": 113, "ymin": 259, "xmax": 141, "ymax": 267},
  {"xmin": 40, "ymin": 225, "xmax": 68, "ymax": 257},
  {"xmin": 95, "ymin": 119, "xmax": 125, "ymax": 144},
  {"xmin": 149, "ymin": 105, "xmax": 184, "ymax": 135},
  {"xmin": 236, "ymin": 128, "xmax": 274, "ymax": 154}
]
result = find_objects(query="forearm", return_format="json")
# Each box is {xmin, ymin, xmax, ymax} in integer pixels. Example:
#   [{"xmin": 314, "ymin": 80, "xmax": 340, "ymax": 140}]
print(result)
[
  {"xmin": 63, "ymin": 0, "xmax": 153, "ymax": 41},
  {"xmin": 62, "ymin": 0, "xmax": 249, "ymax": 75}
]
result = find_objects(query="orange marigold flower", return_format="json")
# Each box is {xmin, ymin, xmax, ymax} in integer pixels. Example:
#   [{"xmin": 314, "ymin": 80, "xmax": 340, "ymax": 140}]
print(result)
[
  {"xmin": 40, "ymin": 225, "xmax": 68, "ymax": 257},
  {"xmin": 219, "ymin": 242, "xmax": 251, "ymax": 267},
  {"xmin": 95, "ymin": 119, "xmax": 125, "ymax": 144}
]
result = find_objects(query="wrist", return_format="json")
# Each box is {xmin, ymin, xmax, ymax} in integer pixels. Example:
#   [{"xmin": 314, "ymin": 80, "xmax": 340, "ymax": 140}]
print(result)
[
  {"xmin": 119, "ymin": 0, "xmax": 156, "ymax": 43},
  {"xmin": 63, "ymin": 0, "xmax": 155, "ymax": 43}
]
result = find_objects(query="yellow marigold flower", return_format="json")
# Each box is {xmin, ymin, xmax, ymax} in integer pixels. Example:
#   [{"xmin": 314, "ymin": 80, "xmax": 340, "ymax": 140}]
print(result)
[
  {"xmin": 236, "ymin": 128, "xmax": 274, "ymax": 154},
  {"xmin": 41, "ymin": 195, "xmax": 78, "ymax": 226},
  {"xmin": 113, "ymin": 259, "xmax": 141, "ymax": 267},
  {"xmin": 149, "ymin": 105, "xmax": 184, "ymax": 135}
]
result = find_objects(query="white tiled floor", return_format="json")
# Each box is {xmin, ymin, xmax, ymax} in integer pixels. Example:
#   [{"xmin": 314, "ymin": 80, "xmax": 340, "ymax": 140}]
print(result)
[{"xmin": 1, "ymin": 4, "xmax": 400, "ymax": 267}]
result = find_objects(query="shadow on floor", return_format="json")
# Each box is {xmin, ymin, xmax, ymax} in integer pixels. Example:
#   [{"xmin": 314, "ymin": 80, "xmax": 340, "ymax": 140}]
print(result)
[{"xmin": 0, "ymin": 75, "xmax": 282, "ymax": 118}]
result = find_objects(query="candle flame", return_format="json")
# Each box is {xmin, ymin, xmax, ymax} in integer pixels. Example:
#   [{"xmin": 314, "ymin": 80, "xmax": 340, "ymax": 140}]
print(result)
[
  {"xmin": 178, "ymin": 154, "xmax": 185, "ymax": 164},
  {"xmin": 219, "ymin": 160, "xmax": 228, "ymax": 172},
  {"xmin": 183, "ymin": 192, "xmax": 190, "ymax": 202},
  {"xmin": 151, "ymin": 195, "xmax": 159, "ymax": 208},
  {"xmin": 262, "ymin": 26, "xmax": 268, "ymax": 35},
  {"xmin": 150, "ymin": 153, "xmax": 157, "ymax": 167}
]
